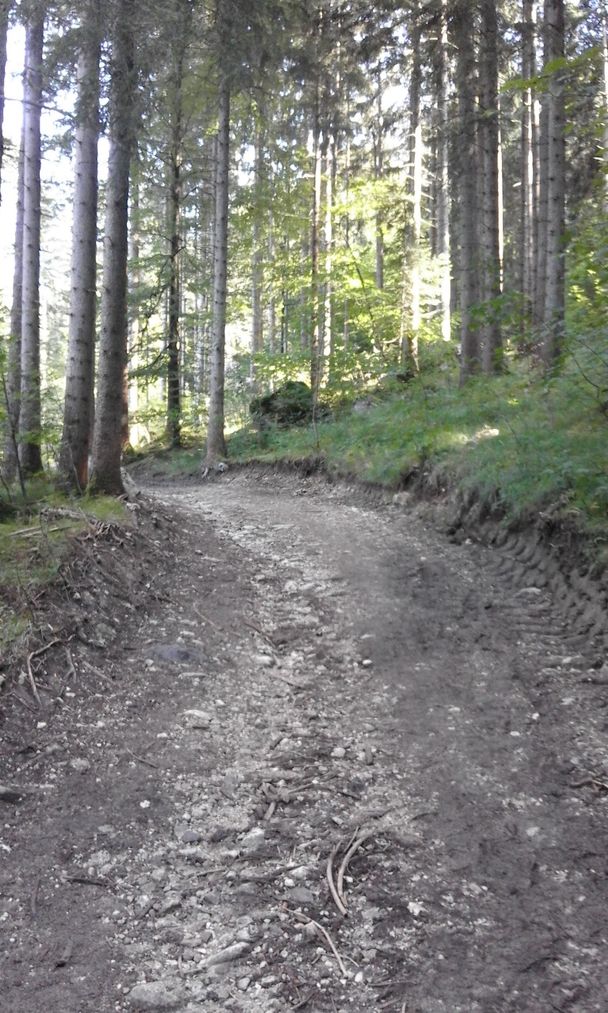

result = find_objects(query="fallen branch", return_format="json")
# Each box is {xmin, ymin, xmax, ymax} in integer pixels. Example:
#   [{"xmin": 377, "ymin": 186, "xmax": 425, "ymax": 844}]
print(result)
[
  {"xmin": 9, "ymin": 523, "xmax": 77, "ymax": 539},
  {"xmin": 67, "ymin": 874, "xmax": 110, "ymax": 887},
  {"xmin": 570, "ymin": 776, "xmax": 608, "ymax": 792}
]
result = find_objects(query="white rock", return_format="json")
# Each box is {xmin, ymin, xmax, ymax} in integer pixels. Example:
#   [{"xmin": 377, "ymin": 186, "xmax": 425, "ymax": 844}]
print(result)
[
  {"xmin": 128, "ymin": 978, "xmax": 186, "ymax": 1010},
  {"xmin": 241, "ymin": 827, "xmax": 265, "ymax": 854},
  {"xmin": 206, "ymin": 941, "xmax": 251, "ymax": 966}
]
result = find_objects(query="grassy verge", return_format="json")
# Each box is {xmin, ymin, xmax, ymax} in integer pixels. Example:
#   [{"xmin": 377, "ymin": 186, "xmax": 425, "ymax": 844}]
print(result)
[
  {"xmin": 228, "ymin": 363, "xmax": 608, "ymax": 534},
  {"xmin": 0, "ymin": 484, "xmax": 130, "ymax": 661}
]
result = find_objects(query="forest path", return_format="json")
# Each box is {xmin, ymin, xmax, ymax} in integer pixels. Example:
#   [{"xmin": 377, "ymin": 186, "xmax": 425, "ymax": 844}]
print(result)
[{"xmin": 2, "ymin": 470, "xmax": 608, "ymax": 1013}]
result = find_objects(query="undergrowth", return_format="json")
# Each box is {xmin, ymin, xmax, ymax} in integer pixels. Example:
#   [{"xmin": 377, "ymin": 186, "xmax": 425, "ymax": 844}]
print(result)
[
  {"xmin": 0, "ymin": 483, "xmax": 129, "ymax": 660},
  {"xmin": 227, "ymin": 361, "xmax": 608, "ymax": 533}
]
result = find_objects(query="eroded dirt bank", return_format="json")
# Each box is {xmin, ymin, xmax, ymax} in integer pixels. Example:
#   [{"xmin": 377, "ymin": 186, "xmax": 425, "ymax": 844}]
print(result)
[{"xmin": 1, "ymin": 471, "xmax": 608, "ymax": 1012}]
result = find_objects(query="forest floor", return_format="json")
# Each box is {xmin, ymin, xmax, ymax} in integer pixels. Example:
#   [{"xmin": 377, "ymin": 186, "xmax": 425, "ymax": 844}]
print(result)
[{"xmin": 1, "ymin": 469, "xmax": 608, "ymax": 1012}]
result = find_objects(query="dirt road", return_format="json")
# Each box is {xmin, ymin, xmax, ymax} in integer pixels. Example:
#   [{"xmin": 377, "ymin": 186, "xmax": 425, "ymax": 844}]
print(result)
[{"xmin": 1, "ymin": 471, "xmax": 607, "ymax": 1012}]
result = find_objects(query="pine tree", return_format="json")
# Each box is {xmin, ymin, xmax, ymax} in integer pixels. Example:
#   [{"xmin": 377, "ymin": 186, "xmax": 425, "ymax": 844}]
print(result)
[
  {"xmin": 542, "ymin": 0, "xmax": 566, "ymax": 367},
  {"xmin": 19, "ymin": 9, "xmax": 44, "ymax": 475},
  {"xmin": 58, "ymin": 0, "xmax": 101, "ymax": 491},
  {"xmin": 89, "ymin": 0, "xmax": 137, "ymax": 494}
]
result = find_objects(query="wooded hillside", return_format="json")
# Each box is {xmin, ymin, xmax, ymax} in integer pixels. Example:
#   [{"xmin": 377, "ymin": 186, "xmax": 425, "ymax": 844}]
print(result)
[{"xmin": 0, "ymin": 0, "xmax": 606, "ymax": 514}]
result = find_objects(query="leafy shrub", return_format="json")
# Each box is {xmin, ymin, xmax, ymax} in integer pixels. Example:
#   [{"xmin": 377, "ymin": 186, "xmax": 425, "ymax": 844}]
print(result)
[{"xmin": 250, "ymin": 381, "xmax": 315, "ymax": 428}]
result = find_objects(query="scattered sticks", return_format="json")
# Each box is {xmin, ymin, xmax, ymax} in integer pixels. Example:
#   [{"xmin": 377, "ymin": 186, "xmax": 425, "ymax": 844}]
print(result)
[
  {"xmin": 292, "ymin": 911, "xmax": 348, "ymax": 978},
  {"xmin": 26, "ymin": 638, "xmax": 64, "ymax": 707},
  {"xmin": 326, "ymin": 841, "xmax": 348, "ymax": 916},
  {"xmin": 325, "ymin": 826, "xmax": 373, "ymax": 916},
  {"xmin": 26, "ymin": 653, "xmax": 43, "ymax": 707},
  {"xmin": 336, "ymin": 831, "xmax": 373, "ymax": 911},
  {"xmin": 292, "ymin": 990, "xmax": 315, "ymax": 1010}
]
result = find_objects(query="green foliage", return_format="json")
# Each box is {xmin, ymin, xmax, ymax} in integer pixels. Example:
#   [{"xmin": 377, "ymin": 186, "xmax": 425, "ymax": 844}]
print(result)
[
  {"xmin": 226, "ymin": 358, "xmax": 608, "ymax": 534},
  {"xmin": 0, "ymin": 485, "xmax": 130, "ymax": 655},
  {"xmin": 250, "ymin": 380, "xmax": 315, "ymax": 428}
]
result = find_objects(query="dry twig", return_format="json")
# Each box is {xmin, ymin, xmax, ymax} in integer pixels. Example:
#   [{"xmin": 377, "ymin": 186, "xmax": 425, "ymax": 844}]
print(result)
[
  {"xmin": 30, "ymin": 875, "xmax": 41, "ymax": 918},
  {"xmin": 292, "ymin": 990, "xmax": 315, "ymax": 1010},
  {"xmin": 26, "ymin": 654, "xmax": 43, "ymax": 707},
  {"xmin": 326, "ymin": 841, "xmax": 348, "ymax": 916},
  {"xmin": 292, "ymin": 911, "xmax": 348, "ymax": 978},
  {"xmin": 125, "ymin": 747, "xmax": 159, "ymax": 770},
  {"xmin": 336, "ymin": 831, "xmax": 373, "ymax": 911},
  {"xmin": 26, "ymin": 638, "xmax": 64, "ymax": 707},
  {"xmin": 570, "ymin": 776, "xmax": 608, "ymax": 792},
  {"xmin": 243, "ymin": 617, "xmax": 276, "ymax": 645}
]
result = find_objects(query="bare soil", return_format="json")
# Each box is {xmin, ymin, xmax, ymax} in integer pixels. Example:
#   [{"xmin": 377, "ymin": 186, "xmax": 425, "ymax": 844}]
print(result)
[{"xmin": 1, "ymin": 470, "xmax": 608, "ymax": 1013}]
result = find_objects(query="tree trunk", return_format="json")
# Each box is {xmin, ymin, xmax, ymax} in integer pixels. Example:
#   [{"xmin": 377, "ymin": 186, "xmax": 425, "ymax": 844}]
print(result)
[
  {"xmin": 542, "ymin": 0, "xmax": 565, "ymax": 368},
  {"xmin": 603, "ymin": 12, "xmax": 608, "ymax": 214},
  {"xmin": 436, "ymin": 0, "xmax": 451, "ymax": 343},
  {"xmin": 89, "ymin": 0, "xmax": 136, "ymax": 494},
  {"xmin": 521, "ymin": 0, "xmax": 536, "ymax": 329},
  {"xmin": 453, "ymin": 1, "xmax": 480, "ymax": 382},
  {"xmin": 251, "ymin": 114, "xmax": 265, "ymax": 372},
  {"xmin": 479, "ymin": 0, "xmax": 502, "ymax": 373},
  {"xmin": 0, "ymin": 0, "xmax": 11, "ymax": 203},
  {"xmin": 400, "ymin": 23, "xmax": 422, "ymax": 375},
  {"xmin": 2, "ymin": 121, "xmax": 25, "ymax": 483},
  {"xmin": 534, "ymin": 10, "xmax": 549, "ymax": 328},
  {"xmin": 310, "ymin": 80, "xmax": 322, "ymax": 403},
  {"xmin": 325, "ymin": 128, "xmax": 336, "ymax": 359},
  {"xmin": 204, "ymin": 69, "xmax": 230, "ymax": 467},
  {"xmin": 19, "ymin": 13, "xmax": 44, "ymax": 475},
  {"xmin": 373, "ymin": 75, "xmax": 384, "ymax": 290},
  {"xmin": 59, "ymin": 3, "xmax": 100, "ymax": 491},
  {"xmin": 167, "ymin": 38, "xmax": 185, "ymax": 449}
]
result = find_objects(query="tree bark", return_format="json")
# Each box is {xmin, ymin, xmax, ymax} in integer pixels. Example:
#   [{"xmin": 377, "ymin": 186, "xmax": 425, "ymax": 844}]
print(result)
[
  {"xmin": 167, "ymin": 28, "xmax": 186, "ymax": 449},
  {"xmin": 400, "ymin": 23, "xmax": 422, "ymax": 375},
  {"xmin": 521, "ymin": 0, "xmax": 536, "ymax": 329},
  {"xmin": 59, "ymin": 3, "xmax": 100, "ymax": 491},
  {"xmin": 373, "ymin": 74, "xmax": 384, "ymax": 290},
  {"xmin": 534, "ymin": 10, "xmax": 549, "ymax": 328},
  {"xmin": 2, "ymin": 121, "xmax": 25, "ymax": 483},
  {"xmin": 251, "ymin": 113, "xmax": 265, "ymax": 374},
  {"xmin": 479, "ymin": 0, "xmax": 502, "ymax": 373},
  {"xmin": 89, "ymin": 0, "xmax": 136, "ymax": 494},
  {"xmin": 310, "ymin": 78, "xmax": 322, "ymax": 403},
  {"xmin": 204, "ymin": 69, "xmax": 230, "ymax": 467},
  {"xmin": 542, "ymin": 0, "xmax": 565, "ymax": 368},
  {"xmin": 19, "ymin": 12, "xmax": 44, "ymax": 475},
  {"xmin": 0, "ymin": 0, "xmax": 11, "ymax": 203},
  {"xmin": 452, "ymin": 1, "xmax": 480, "ymax": 382},
  {"xmin": 599, "ymin": 11, "xmax": 603, "ymax": 213},
  {"xmin": 436, "ymin": 0, "xmax": 451, "ymax": 343}
]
